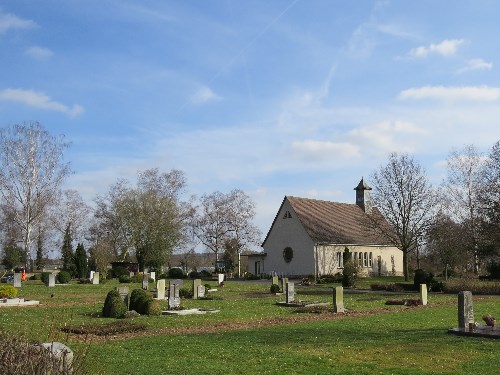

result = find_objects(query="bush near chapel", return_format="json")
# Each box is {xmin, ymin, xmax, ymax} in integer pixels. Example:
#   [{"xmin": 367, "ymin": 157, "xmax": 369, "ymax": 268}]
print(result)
[
  {"xmin": 168, "ymin": 267, "xmax": 185, "ymax": 279},
  {"xmin": 129, "ymin": 288, "xmax": 151, "ymax": 315}
]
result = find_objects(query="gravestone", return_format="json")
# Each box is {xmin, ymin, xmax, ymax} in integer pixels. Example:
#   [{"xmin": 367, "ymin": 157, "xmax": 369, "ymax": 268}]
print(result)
[
  {"xmin": 193, "ymin": 279, "xmax": 202, "ymax": 299},
  {"xmin": 40, "ymin": 342, "xmax": 73, "ymax": 372},
  {"xmin": 48, "ymin": 273, "xmax": 56, "ymax": 287},
  {"xmin": 419, "ymin": 284, "xmax": 428, "ymax": 306},
  {"xmin": 150, "ymin": 271, "xmax": 156, "ymax": 282},
  {"xmin": 170, "ymin": 278, "xmax": 183, "ymax": 290},
  {"xmin": 92, "ymin": 272, "xmax": 99, "ymax": 285},
  {"xmin": 129, "ymin": 271, "xmax": 135, "ymax": 278},
  {"xmin": 156, "ymin": 279, "xmax": 166, "ymax": 300},
  {"xmin": 142, "ymin": 273, "xmax": 149, "ymax": 290},
  {"xmin": 280, "ymin": 277, "xmax": 288, "ymax": 292},
  {"xmin": 333, "ymin": 286, "xmax": 345, "ymax": 313},
  {"xmin": 272, "ymin": 275, "xmax": 278, "ymax": 286},
  {"xmin": 89, "ymin": 270, "xmax": 95, "ymax": 282},
  {"xmin": 458, "ymin": 291, "xmax": 474, "ymax": 329},
  {"xmin": 197, "ymin": 284, "xmax": 205, "ymax": 299},
  {"xmin": 13, "ymin": 273, "xmax": 22, "ymax": 288},
  {"xmin": 218, "ymin": 273, "xmax": 225, "ymax": 286},
  {"xmin": 285, "ymin": 281, "xmax": 295, "ymax": 304},
  {"xmin": 168, "ymin": 283, "xmax": 180, "ymax": 309},
  {"xmin": 117, "ymin": 286, "xmax": 129, "ymax": 307}
]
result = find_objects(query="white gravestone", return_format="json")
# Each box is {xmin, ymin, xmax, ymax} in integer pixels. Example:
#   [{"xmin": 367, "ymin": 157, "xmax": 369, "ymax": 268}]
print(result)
[
  {"xmin": 419, "ymin": 284, "xmax": 428, "ymax": 306},
  {"xmin": 285, "ymin": 282, "xmax": 295, "ymax": 304},
  {"xmin": 333, "ymin": 286, "xmax": 345, "ymax": 313},
  {"xmin": 156, "ymin": 279, "xmax": 166, "ymax": 300},
  {"xmin": 48, "ymin": 273, "xmax": 56, "ymax": 287},
  {"xmin": 92, "ymin": 272, "xmax": 99, "ymax": 285},
  {"xmin": 13, "ymin": 273, "xmax": 22, "ymax": 288}
]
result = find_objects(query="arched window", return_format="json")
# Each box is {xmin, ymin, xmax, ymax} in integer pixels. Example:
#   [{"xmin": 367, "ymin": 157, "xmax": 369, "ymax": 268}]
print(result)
[
  {"xmin": 363, "ymin": 252, "xmax": 368, "ymax": 267},
  {"xmin": 368, "ymin": 252, "xmax": 373, "ymax": 267}
]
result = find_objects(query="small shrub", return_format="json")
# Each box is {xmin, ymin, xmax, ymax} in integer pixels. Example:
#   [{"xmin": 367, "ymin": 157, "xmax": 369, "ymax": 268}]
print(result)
[
  {"xmin": 204, "ymin": 283, "xmax": 212, "ymax": 291},
  {"xmin": 168, "ymin": 268, "xmax": 185, "ymax": 279},
  {"xmin": 146, "ymin": 299, "xmax": 163, "ymax": 316},
  {"xmin": 0, "ymin": 285, "xmax": 18, "ymax": 298},
  {"xmin": 442, "ymin": 279, "xmax": 500, "ymax": 295},
  {"xmin": 487, "ymin": 260, "xmax": 500, "ymax": 279},
  {"xmin": 56, "ymin": 271, "xmax": 71, "ymax": 284},
  {"xmin": 244, "ymin": 273, "xmax": 260, "ymax": 280},
  {"xmin": 413, "ymin": 269, "xmax": 434, "ymax": 289},
  {"xmin": 179, "ymin": 287, "xmax": 193, "ymax": 298},
  {"xmin": 41, "ymin": 272, "xmax": 51, "ymax": 285},
  {"xmin": 129, "ymin": 288, "xmax": 151, "ymax": 314},
  {"xmin": 118, "ymin": 275, "xmax": 131, "ymax": 283},
  {"xmin": 270, "ymin": 284, "xmax": 280, "ymax": 293},
  {"xmin": 102, "ymin": 290, "xmax": 127, "ymax": 318},
  {"xmin": 199, "ymin": 270, "xmax": 212, "ymax": 278},
  {"xmin": 188, "ymin": 271, "xmax": 200, "ymax": 279}
]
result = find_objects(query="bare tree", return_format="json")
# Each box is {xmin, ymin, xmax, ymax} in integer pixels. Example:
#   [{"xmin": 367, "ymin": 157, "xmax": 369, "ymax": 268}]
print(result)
[
  {"xmin": 194, "ymin": 189, "xmax": 261, "ymax": 274},
  {"xmin": 479, "ymin": 140, "xmax": 500, "ymax": 255},
  {"xmin": 0, "ymin": 122, "xmax": 71, "ymax": 269},
  {"xmin": 443, "ymin": 145, "xmax": 484, "ymax": 273},
  {"xmin": 369, "ymin": 153, "xmax": 438, "ymax": 281}
]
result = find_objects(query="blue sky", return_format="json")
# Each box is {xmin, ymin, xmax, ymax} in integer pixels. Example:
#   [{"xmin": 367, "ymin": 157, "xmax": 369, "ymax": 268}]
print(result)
[{"xmin": 1, "ymin": 0, "xmax": 500, "ymax": 238}]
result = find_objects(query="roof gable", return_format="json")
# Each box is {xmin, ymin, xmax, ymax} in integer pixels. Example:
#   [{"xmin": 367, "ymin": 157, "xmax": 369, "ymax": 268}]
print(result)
[{"xmin": 263, "ymin": 196, "xmax": 393, "ymax": 246}]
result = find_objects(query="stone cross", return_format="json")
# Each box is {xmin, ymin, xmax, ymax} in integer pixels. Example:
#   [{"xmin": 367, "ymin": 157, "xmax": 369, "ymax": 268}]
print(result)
[
  {"xmin": 156, "ymin": 279, "xmax": 166, "ymax": 300},
  {"xmin": 285, "ymin": 281, "xmax": 295, "ymax": 304},
  {"xmin": 458, "ymin": 291, "xmax": 474, "ymax": 329},
  {"xmin": 13, "ymin": 273, "xmax": 22, "ymax": 288},
  {"xmin": 193, "ymin": 279, "xmax": 202, "ymax": 299},
  {"xmin": 142, "ymin": 273, "xmax": 149, "ymax": 290},
  {"xmin": 168, "ymin": 283, "xmax": 180, "ymax": 309},
  {"xmin": 419, "ymin": 284, "xmax": 428, "ymax": 306},
  {"xmin": 47, "ymin": 273, "xmax": 56, "ymax": 287},
  {"xmin": 333, "ymin": 286, "xmax": 345, "ymax": 313},
  {"xmin": 117, "ymin": 286, "xmax": 129, "ymax": 307},
  {"xmin": 92, "ymin": 272, "xmax": 99, "ymax": 285}
]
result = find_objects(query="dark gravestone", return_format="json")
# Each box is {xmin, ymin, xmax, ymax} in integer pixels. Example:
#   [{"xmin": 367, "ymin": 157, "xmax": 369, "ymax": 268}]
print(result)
[{"xmin": 116, "ymin": 286, "xmax": 129, "ymax": 307}]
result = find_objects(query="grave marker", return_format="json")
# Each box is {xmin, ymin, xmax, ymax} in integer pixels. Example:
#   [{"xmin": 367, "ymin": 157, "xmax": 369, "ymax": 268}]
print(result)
[
  {"xmin": 272, "ymin": 275, "xmax": 278, "ymax": 286},
  {"xmin": 92, "ymin": 272, "xmax": 99, "ymax": 285},
  {"xmin": 197, "ymin": 284, "xmax": 205, "ymax": 299},
  {"xmin": 168, "ymin": 283, "xmax": 180, "ymax": 309},
  {"xmin": 47, "ymin": 273, "xmax": 56, "ymax": 287},
  {"xmin": 117, "ymin": 286, "xmax": 129, "ymax": 307},
  {"xmin": 150, "ymin": 271, "xmax": 156, "ymax": 282},
  {"xmin": 142, "ymin": 273, "xmax": 149, "ymax": 290},
  {"xmin": 156, "ymin": 279, "xmax": 166, "ymax": 300},
  {"xmin": 218, "ymin": 273, "xmax": 225, "ymax": 286},
  {"xmin": 280, "ymin": 277, "xmax": 288, "ymax": 292},
  {"xmin": 193, "ymin": 279, "xmax": 202, "ymax": 299},
  {"xmin": 419, "ymin": 284, "xmax": 428, "ymax": 306},
  {"xmin": 458, "ymin": 291, "xmax": 474, "ymax": 329},
  {"xmin": 13, "ymin": 273, "xmax": 22, "ymax": 288},
  {"xmin": 285, "ymin": 281, "xmax": 295, "ymax": 304},
  {"xmin": 333, "ymin": 286, "xmax": 345, "ymax": 313},
  {"xmin": 89, "ymin": 271, "xmax": 95, "ymax": 282}
]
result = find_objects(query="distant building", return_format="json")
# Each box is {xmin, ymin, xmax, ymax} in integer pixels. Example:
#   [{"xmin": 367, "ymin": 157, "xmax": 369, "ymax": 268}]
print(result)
[{"xmin": 247, "ymin": 178, "xmax": 403, "ymax": 278}]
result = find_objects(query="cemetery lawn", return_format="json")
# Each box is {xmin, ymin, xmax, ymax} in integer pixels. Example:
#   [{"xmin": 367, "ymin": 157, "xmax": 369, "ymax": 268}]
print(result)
[{"xmin": 3, "ymin": 279, "xmax": 500, "ymax": 375}]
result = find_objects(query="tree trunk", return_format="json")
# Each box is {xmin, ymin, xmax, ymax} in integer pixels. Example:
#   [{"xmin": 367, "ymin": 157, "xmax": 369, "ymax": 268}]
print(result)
[{"xmin": 403, "ymin": 250, "xmax": 409, "ymax": 281}]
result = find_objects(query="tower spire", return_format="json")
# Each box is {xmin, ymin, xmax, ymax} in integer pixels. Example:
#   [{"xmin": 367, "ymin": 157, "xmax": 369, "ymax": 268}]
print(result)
[{"xmin": 354, "ymin": 177, "xmax": 372, "ymax": 213}]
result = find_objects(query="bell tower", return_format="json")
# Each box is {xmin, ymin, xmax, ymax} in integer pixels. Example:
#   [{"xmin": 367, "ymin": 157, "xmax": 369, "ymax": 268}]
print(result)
[{"xmin": 354, "ymin": 177, "xmax": 372, "ymax": 214}]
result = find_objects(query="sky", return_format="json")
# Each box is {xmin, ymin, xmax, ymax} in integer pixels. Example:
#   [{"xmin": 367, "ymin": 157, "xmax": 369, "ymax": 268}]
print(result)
[{"xmin": 1, "ymin": 0, "xmax": 500, "ymax": 243}]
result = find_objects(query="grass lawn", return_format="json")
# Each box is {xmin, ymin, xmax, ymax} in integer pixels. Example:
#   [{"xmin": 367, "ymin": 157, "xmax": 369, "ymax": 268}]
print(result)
[{"xmin": 2, "ymin": 278, "xmax": 499, "ymax": 374}]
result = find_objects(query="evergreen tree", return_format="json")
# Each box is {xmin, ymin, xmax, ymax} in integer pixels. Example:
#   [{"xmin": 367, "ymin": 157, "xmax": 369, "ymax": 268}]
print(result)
[
  {"xmin": 35, "ymin": 232, "xmax": 45, "ymax": 270},
  {"xmin": 74, "ymin": 242, "xmax": 88, "ymax": 279},
  {"xmin": 61, "ymin": 222, "xmax": 75, "ymax": 275}
]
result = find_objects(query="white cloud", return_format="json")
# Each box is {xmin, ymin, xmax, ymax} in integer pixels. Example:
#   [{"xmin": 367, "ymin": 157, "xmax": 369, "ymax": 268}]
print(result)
[
  {"xmin": 25, "ymin": 46, "xmax": 54, "ymax": 61},
  {"xmin": 398, "ymin": 85, "xmax": 500, "ymax": 101},
  {"xmin": 349, "ymin": 120, "xmax": 427, "ymax": 153},
  {"xmin": 456, "ymin": 58, "xmax": 493, "ymax": 74},
  {"xmin": 0, "ymin": 11, "xmax": 36, "ymax": 33},
  {"xmin": 190, "ymin": 86, "xmax": 222, "ymax": 104},
  {"xmin": 289, "ymin": 140, "xmax": 361, "ymax": 162},
  {"xmin": 409, "ymin": 39, "xmax": 464, "ymax": 58},
  {"xmin": 0, "ymin": 88, "xmax": 84, "ymax": 117}
]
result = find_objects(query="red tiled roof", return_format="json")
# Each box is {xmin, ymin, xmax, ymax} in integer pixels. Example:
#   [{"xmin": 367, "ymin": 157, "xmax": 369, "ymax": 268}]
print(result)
[{"xmin": 269, "ymin": 196, "xmax": 393, "ymax": 246}]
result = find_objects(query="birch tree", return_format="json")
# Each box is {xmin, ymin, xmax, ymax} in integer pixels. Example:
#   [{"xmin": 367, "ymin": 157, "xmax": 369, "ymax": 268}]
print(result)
[{"xmin": 0, "ymin": 122, "xmax": 71, "ymax": 268}]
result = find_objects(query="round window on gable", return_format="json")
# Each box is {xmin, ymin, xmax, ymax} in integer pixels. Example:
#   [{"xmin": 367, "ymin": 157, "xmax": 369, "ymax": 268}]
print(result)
[{"xmin": 283, "ymin": 247, "xmax": 293, "ymax": 263}]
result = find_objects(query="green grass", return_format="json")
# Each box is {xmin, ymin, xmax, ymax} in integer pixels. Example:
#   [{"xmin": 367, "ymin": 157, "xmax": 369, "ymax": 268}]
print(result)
[{"xmin": 2, "ymin": 278, "xmax": 500, "ymax": 374}]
